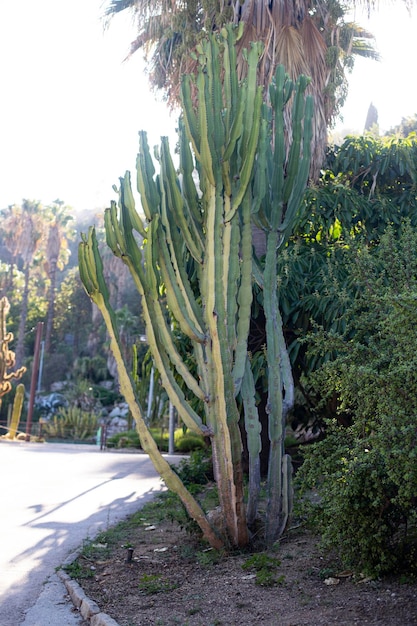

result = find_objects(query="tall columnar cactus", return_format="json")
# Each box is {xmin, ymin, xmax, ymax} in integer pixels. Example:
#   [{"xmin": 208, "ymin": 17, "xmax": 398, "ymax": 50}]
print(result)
[
  {"xmin": 254, "ymin": 68, "xmax": 313, "ymax": 542},
  {"xmin": 0, "ymin": 297, "xmax": 26, "ymax": 400},
  {"xmin": 79, "ymin": 25, "xmax": 312, "ymax": 547}
]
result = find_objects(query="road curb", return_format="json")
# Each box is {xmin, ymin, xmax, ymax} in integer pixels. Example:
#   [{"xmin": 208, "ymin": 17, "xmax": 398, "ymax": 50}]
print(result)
[{"xmin": 58, "ymin": 553, "xmax": 121, "ymax": 626}]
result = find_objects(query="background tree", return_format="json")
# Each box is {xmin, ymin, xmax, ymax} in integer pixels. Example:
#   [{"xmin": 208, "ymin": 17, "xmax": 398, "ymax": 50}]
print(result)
[
  {"xmin": 44, "ymin": 199, "xmax": 74, "ymax": 354},
  {"xmin": 273, "ymin": 131, "xmax": 417, "ymax": 432},
  {"xmin": 105, "ymin": 0, "xmax": 380, "ymax": 176},
  {"xmin": 5, "ymin": 200, "xmax": 44, "ymax": 368},
  {"xmin": 386, "ymin": 113, "xmax": 417, "ymax": 137}
]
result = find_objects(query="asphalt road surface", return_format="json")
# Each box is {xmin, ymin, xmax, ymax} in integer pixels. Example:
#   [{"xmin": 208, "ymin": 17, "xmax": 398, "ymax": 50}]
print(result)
[{"xmin": 0, "ymin": 440, "xmax": 174, "ymax": 625}]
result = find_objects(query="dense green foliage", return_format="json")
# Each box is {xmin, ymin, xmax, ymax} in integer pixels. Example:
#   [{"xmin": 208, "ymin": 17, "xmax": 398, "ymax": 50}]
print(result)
[
  {"xmin": 277, "ymin": 133, "xmax": 417, "ymax": 422},
  {"xmin": 296, "ymin": 222, "xmax": 417, "ymax": 576}
]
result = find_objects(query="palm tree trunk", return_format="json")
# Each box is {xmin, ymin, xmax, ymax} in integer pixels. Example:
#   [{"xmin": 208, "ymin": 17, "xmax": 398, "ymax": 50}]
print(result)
[
  {"xmin": 15, "ymin": 263, "xmax": 30, "ymax": 369},
  {"xmin": 45, "ymin": 260, "xmax": 57, "ymax": 353}
]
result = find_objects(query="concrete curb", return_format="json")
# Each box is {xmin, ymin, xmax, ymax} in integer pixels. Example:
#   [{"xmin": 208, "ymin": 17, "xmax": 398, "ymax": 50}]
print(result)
[{"xmin": 58, "ymin": 553, "xmax": 121, "ymax": 626}]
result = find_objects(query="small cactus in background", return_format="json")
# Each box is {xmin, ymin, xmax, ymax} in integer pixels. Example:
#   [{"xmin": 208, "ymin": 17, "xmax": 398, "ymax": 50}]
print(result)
[
  {"xmin": 8, "ymin": 383, "xmax": 25, "ymax": 439},
  {"xmin": 0, "ymin": 297, "xmax": 26, "ymax": 400}
]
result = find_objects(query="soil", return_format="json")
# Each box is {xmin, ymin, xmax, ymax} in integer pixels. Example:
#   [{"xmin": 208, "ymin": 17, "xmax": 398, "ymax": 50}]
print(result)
[{"xmin": 71, "ymin": 496, "xmax": 417, "ymax": 626}]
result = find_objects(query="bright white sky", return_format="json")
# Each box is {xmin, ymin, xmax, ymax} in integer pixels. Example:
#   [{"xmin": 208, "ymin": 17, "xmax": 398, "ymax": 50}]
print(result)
[{"xmin": 0, "ymin": 1, "xmax": 416, "ymax": 214}]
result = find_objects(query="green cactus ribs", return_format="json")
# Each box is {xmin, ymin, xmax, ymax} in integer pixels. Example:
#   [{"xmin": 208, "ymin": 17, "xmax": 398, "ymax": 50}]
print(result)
[
  {"xmin": 79, "ymin": 25, "xmax": 312, "ymax": 549},
  {"xmin": 0, "ymin": 297, "xmax": 26, "ymax": 399}
]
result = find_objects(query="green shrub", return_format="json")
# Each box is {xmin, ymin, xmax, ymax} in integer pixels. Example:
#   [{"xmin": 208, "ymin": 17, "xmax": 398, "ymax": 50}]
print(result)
[
  {"xmin": 106, "ymin": 429, "xmax": 141, "ymax": 449},
  {"xmin": 242, "ymin": 553, "xmax": 284, "ymax": 586},
  {"xmin": 173, "ymin": 449, "xmax": 213, "ymax": 486},
  {"xmin": 296, "ymin": 223, "xmax": 417, "ymax": 577},
  {"xmin": 297, "ymin": 422, "xmax": 417, "ymax": 576},
  {"xmin": 175, "ymin": 433, "xmax": 206, "ymax": 452},
  {"xmin": 106, "ymin": 427, "xmax": 206, "ymax": 453}
]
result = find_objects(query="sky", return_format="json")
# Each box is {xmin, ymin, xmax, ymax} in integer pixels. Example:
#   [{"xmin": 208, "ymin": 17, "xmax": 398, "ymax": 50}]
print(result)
[{"xmin": 0, "ymin": 1, "xmax": 416, "ymax": 214}]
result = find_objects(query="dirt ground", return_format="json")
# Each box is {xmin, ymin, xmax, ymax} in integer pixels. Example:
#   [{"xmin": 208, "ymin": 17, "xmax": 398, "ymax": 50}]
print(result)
[{"xmin": 71, "ymin": 504, "xmax": 417, "ymax": 626}]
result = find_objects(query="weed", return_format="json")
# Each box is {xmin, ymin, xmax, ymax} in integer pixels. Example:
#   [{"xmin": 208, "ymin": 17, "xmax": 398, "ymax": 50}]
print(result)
[
  {"xmin": 319, "ymin": 567, "xmax": 335, "ymax": 580},
  {"xmin": 242, "ymin": 553, "xmax": 284, "ymax": 587},
  {"xmin": 138, "ymin": 574, "xmax": 178, "ymax": 595},
  {"xmin": 173, "ymin": 449, "xmax": 213, "ymax": 486},
  {"xmin": 63, "ymin": 560, "xmax": 95, "ymax": 580},
  {"xmin": 196, "ymin": 548, "xmax": 224, "ymax": 566}
]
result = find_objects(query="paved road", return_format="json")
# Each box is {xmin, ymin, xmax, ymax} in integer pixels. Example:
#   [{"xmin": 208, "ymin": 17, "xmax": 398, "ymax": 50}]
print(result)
[{"xmin": 0, "ymin": 440, "xmax": 174, "ymax": 625}]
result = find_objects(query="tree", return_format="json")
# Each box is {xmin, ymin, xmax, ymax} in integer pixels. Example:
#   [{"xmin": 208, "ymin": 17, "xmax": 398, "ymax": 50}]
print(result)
[
  {"xmin": 0, "ymin": 205, "xmax": 23, "ymax": 294},
  {"xmin": 386, "ymin": 113, "xmax": 417, "ymax": 137},
  {"xmin": 4, "ymin": 200, "xmax": 44, "ymax": 368},
  {"xmin": 105, "ymin": 0, "xmax": 379, "ymax": 176},
  {"xmin": 80, "ymin": 29, "xmax": 312, "ymax": 548},
  {"xmin": 44, "ymin": 200, "xmax": 74, "ymax": 353}
]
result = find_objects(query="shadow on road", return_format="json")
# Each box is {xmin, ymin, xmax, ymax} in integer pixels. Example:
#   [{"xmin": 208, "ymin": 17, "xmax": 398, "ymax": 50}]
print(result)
[{"xmin": 0, "ymin": 485, "xmax": 164, "ymax": 623}]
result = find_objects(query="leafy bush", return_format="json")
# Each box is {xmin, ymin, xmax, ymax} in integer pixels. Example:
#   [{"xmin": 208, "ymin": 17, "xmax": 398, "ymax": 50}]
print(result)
[
  {"xmin": 106, "ymin": 429, "xmax": 140, "ymax": 449},
  {"xmin": 297, "ymin": 422, "xmax": 417, "ymax": 576},
  {"xmin": 297, "ymin": 222, "xmax": 417, "ymax": 576},
  {"xmin": 175, "ymin": 433, "xmax": 206, "ymax": 452},
  {"xmin": 173, "ymin": 449, "xmax": 213, "ymax": 486},
  {"xmin": 106, "ymin": 427, "xmax": 206, "ymax": 453}
]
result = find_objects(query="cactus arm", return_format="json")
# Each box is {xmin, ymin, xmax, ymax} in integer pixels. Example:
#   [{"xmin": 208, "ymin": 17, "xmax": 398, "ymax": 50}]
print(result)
[
  {"xmin": 241, "ymin": 358, "xmax": 262, "ymax": 526},
  {"xmin": 224, "ymin": 215, "xmax": 239, "ymax": 350},
  {"xmin": 260, "ymin": 68, "xmax": 313, "ymax": 544},
  {"xmin": 279, "ymin": 95, "xmax": 314, "ymax": 242},
  {"xmin": 222, "ymin": 93, "xmax": 245, "ymax": 162},
  {"xmin": 118, "ymin": 170, "xmax": 147, "ymax": 238},
  {"xmin": 157, "ymin": 230, "xmax": 205, "ymax": 343},
  {"xmin": 232, "ymin": 193, "xmax": 253, "ymax": 394},
  {"xmin": 130, "ymin": 226, "xmax": 207, "ymax": 410},
  {"xmin": 80, "ymin": 227, "xmax": 208, "ymax": 435},
  {"xmin": 265, "ymin": 67, "xmax": 287, "ymax": 230},
  {"xmin": 207, "ymin": 36, "xmax": 225, "ymax": 157},
  {"xmin": 240, "ymin": 42, "xmax": 263, "ymax": 159},
  {"xmin": 264, "ymin": 226, "xmax": 285, "ymax": 544},
  {"xmin": 196, "ymin": 70, "xmax": 215, "ymax": 186},
  {"xmin": 160, "ymin": 137, "xmax": 203, "ymax": 263},
  {"xmin": 136, "ymin": 131, "xmax": 160, "ymax": 222},
  {"xmin": 180, "ymin": 76, "xmax": 201, "ymax": 162},
  {"xmin": 282, "ymin": 76, "xmax": 311, "ymax": 205},
  {"xmin": 109, "ymin": 177, "xmax": 207, "ymax": 405},
  {"xmin": 280, "ymin": 453, "xmax": 294, "ymax": 535},
  {"xmin": 178, "ymin": 122, "xmax": 204, "ymax": 239},
  {"xmin": 251, "ymin": 113, "xmax": 269, "ymax": 222},
  {"xmin": 229, "ymin": 88, "xmax": 263, "ymax": 220}
]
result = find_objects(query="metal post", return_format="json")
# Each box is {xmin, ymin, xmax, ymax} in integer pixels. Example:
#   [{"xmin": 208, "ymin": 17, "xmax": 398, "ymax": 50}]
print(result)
[
  {"xmin": 37, "ymin": 340, "xmax": 45, "ymax": 393},
  {"xmin": 146, "ymin": 366, "xmax": 155, "ymax": 425},
  {"xmin": 26, "ymin": 322, "xmax": 44, "ymax": 441}
]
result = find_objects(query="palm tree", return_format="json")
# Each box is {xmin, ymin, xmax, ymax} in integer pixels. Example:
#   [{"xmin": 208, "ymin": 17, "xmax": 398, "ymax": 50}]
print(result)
[
  {"xmin": 44, "ymin": 200, "xmax": 73, "ymax": 354},
  {"xmin": 11, "ymin": 200, "xmax": 44, "ymax": 368},
  {"xmin": 105, "ymin": 0, "xmax": 380, "ymax": 176},
  {"xmin": 0, "ymin": 205, "xmax": 24, "ymax": 294}
]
